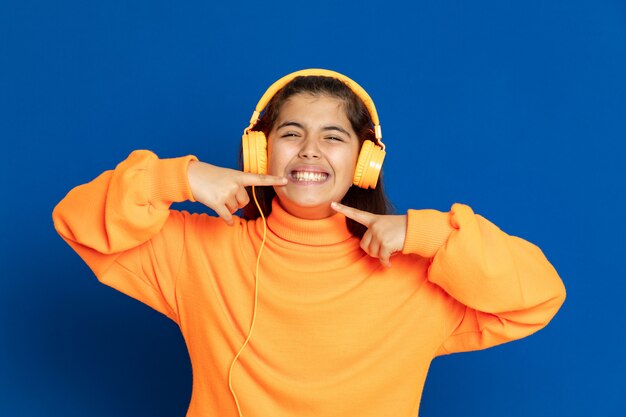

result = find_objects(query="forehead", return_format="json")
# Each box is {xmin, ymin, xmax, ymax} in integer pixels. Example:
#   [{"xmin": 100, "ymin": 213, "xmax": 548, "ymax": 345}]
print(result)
[{"xmin": 275, "ymin": 93, "xmax": 350, "ymax": 125}]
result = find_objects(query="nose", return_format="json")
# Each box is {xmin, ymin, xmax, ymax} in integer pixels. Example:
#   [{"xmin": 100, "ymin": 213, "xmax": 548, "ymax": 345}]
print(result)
[{"xmin": 298, "ymin": 137, "xmax": 321, "ymax": 160}]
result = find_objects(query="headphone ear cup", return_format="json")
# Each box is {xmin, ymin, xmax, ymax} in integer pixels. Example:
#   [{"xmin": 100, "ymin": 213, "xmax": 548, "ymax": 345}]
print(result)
[
  {"xmin": 242, "ymin": 131, "xmax": 268, "ymax": 174},
  {"xmin": 353, "ymin": 140, "xmax": 386, "ymax": 189}
]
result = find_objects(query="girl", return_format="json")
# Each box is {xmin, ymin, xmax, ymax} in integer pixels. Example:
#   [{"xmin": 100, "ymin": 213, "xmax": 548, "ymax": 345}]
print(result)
[{"xmin": 53, "ymin": 69, "xmax": 566, "ymax": 417}]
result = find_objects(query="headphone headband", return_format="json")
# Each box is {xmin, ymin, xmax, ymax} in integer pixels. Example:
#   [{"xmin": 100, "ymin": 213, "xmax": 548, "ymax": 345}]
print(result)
[{"xmin": 246, "ymin": 69, "xmax": 384, "ymax": 149}]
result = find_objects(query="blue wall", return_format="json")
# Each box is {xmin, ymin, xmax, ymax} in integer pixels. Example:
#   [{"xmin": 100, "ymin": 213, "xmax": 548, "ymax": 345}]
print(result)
[{"xmin": 1, "ymin": 0, "xmax": 624, "ymax": 415}]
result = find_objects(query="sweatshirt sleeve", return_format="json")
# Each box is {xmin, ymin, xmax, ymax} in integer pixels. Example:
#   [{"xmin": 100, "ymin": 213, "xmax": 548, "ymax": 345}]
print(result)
[
  {"xmin": 401, "ymin": 203, "xmax": 566, "ymax": 355},
  {"xmin": 52, "ymin": 150, "xmax": 198, "ymax": 323}
]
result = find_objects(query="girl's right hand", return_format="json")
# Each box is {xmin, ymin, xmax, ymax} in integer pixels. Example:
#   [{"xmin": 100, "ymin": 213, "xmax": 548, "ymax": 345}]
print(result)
[{"xmin": 187, "ymin": 161, "xmax": 287, "ymax": 225}]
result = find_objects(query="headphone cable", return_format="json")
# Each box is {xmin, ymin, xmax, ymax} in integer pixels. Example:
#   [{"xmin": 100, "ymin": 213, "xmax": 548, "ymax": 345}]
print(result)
[{"xmin": 228, "ymin": 185, "xmax": 266, "ymax": 417}]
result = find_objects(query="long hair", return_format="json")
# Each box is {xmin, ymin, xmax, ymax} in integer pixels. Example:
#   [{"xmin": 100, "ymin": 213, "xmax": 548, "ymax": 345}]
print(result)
[{"xmin": 240, "ymin": 75, "xmax": 393, "ymax": 238}]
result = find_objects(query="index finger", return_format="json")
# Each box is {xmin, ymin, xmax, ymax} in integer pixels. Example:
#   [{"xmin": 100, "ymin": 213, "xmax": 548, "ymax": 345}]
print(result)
[
  {"xmin": 239, "ymin": 172, "xmax": 288, "ymax": 187},
  {"xmin": 331, "ymin": 202, "xmax": 376, "ymax": 227}
]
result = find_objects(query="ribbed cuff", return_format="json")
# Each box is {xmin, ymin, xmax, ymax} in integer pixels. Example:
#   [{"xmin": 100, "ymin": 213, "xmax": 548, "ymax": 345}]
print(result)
[
  {"xmin": 402, "ymin": 208, "xmax": 455, "ymax": 258},
  {"xmin": 146, "ymin": 154, "xmax": 199, "ymax": 209}
]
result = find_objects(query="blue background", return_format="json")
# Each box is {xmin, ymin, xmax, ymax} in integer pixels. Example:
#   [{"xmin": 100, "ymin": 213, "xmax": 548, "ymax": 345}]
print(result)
[{"xmin": 1, "ymin": 0, "xmax": 624, "ymax": 415}]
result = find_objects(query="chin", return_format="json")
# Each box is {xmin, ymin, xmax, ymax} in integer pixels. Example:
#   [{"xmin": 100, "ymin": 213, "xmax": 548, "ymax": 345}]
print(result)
[
  {"xmin": 295, "ymin": 196, "xmax": 332, "ymax": 207},
  {"xmin": 277, "ymin": 196, "xmax": 334, "ymax": 219}
]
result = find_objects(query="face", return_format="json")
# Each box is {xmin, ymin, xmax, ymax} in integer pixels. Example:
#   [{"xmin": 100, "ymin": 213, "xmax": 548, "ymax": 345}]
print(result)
[{"xmin": 267, "ymin": 93, "xmax": 360, "ymax": 219}]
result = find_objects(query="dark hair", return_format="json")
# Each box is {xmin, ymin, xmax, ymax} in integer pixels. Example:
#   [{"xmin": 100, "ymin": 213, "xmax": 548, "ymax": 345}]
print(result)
[{"xmin": 240, "ymin": 75, "xmax": 394, "ymax": 238}]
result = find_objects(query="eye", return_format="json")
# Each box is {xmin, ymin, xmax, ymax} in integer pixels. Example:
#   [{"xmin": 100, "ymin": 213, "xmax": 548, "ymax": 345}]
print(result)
[
  {"xmin": 281, "ymin": 131, "xmax": 301, "ymax": 138},
  {"xmin": 326, "ymin": 136, "xmax": 345, "ymax": 142}
]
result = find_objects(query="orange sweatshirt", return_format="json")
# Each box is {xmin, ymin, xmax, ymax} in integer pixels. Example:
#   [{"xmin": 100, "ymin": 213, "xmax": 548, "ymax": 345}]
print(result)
[{"xmin": 52, "ymin": 150, "xmax": 566, "ymax": 417}]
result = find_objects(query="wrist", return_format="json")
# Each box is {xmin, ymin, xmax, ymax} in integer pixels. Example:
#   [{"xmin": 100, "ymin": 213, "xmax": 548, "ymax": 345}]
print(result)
[
  {"xmin": 147, "ymin": 154, "xmax": 199, "ymax": 207},
  {"xmin": 402, "ymin": 209, "xmax": 454, "ymax": 258}
]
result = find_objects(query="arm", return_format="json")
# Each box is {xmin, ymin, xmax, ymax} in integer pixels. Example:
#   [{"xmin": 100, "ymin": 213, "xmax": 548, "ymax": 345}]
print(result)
[
  {"xmin": 402, "ymin": 203, "xmax": 567, "ymax": 355},
  {"xmin": 331, "ymin": 201, "xmax": 566, "ymax": 354},
  {"xmin": 53, "ymin": 150, "xmax": 288, "ymax": 322},
  {"xmin": 52, "ymin": 150, "xmax": 198, "ymax": 322}
]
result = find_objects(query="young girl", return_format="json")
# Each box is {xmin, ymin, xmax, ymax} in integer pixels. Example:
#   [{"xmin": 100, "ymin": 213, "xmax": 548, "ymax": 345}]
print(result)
[{"xmin": 53, "ymin": 69, "xmax": 566, "ymax": 417}]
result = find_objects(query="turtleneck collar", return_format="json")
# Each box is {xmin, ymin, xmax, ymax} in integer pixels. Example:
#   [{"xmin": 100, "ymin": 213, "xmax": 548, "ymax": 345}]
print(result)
[{"xmin": 265, "ymin": 198, "xmax": 353, "ymax": 246}]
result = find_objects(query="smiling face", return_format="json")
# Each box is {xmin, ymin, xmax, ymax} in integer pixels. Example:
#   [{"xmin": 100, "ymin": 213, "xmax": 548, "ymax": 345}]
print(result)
[{"xmin": 267, "ymin": 93, "xmax": 361, "ymax": 219}]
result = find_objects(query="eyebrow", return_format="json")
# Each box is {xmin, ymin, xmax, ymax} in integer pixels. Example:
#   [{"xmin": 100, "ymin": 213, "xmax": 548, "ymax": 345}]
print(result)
[
  {"xmin": 276, "ymin": 121, "xmax": 304, "ymax": 130},
  {"xmin": 276, "ymin": 121, "xmax": 352, "ymax": 137}
]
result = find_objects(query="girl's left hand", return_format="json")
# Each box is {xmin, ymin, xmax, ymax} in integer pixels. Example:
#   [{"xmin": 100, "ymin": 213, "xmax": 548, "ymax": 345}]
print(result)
[{"xmin": 331, "ymin": 202, "xmax": 407, "ymax": 268}]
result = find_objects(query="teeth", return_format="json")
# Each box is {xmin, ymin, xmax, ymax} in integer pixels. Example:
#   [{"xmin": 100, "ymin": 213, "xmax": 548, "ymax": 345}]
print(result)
[{"xmin": 293, "ymin": 171, "xmax": 328, "ymax": 182}]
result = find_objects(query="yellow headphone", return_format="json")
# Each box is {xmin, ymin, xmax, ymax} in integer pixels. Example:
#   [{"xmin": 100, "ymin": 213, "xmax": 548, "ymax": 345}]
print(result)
[{"xmin": 241, "ymin": 68, "xmax": 386, "ymax": 189}]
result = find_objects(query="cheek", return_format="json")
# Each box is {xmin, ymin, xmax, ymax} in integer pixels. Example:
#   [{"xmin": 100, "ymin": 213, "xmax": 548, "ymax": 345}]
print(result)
[
  {"xmin": 268, "ymin": 155, "xmax": 281, "ymax": 176},
  {"xmin": 267, "ymin": 144, "xmax": 290, "ymax": 175},
  {"xmin": 266, "ymin": 140, "xmax": 278, "ymax": 173},
  {"xmin": 347, "ymin": 143, "xmax": 361, "ymax": 169},
  {"xmin": 335, "ymin": 148, "xmax": 359, "ymax": 183}
]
